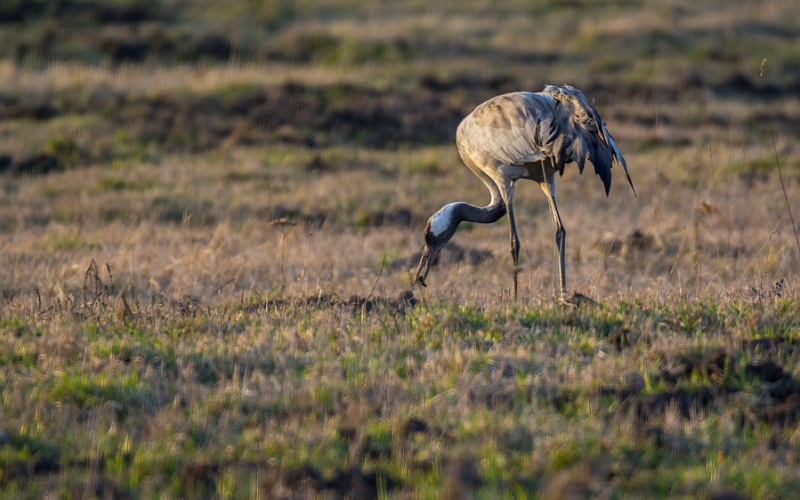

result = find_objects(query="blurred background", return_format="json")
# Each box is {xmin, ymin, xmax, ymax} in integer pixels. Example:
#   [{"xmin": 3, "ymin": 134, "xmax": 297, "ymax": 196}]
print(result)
[{"xmin": 0, "ymin": 0, "xmax": 798, "ymax": 303}]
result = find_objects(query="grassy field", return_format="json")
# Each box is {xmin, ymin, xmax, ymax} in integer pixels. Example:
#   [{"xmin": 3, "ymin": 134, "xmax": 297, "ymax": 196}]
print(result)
[{"xmin": 2, "ymin": 0, "xmax": 800, "ymax": 498}]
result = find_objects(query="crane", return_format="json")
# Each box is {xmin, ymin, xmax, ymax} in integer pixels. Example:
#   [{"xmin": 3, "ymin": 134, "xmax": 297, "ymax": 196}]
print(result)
[{"xmin": 414, "ymin": 85, "xmax": 635, "ymax": 304}]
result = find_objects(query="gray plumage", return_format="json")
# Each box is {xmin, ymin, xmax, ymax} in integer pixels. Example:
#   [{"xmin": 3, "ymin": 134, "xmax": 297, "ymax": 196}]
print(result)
[{"xmin": 415, "ymin": 85, "xmax": 634, "ymax": 303}]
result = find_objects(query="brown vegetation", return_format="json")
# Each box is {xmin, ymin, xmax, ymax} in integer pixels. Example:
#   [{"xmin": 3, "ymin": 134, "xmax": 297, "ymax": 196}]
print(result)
[{"xmin": 1, "ymin": 0, "xmax": 800, "ymax": 497}]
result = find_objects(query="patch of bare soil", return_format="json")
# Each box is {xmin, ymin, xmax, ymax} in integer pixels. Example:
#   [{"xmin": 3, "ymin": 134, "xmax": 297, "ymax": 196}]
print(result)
[
  {"xmin": 389, "ymin": 241, "xmax": 493, "ymax": 273},
  {"xmin": 636, "ymin": 387, "xmax": 715, "ymax": 422},
  {"xmin": 596, "ymin": 229, "xmax": 661, "ymax": 256},
  {"xmin": 0, "ymin": 153, "xmax": 64, "ymax": 175},
  {"xmin": 742, "ymin": 334, "xmax": 800, "ymax": 354},
  {"xmin": 0, "ymin": 455, "xmax": 60, "ymax": 485},
  {"xmin": 281, "ymin": 463, "xmax": 401, "ymax": 499},
  {"xmin": 707, "ymin": 491, "xmax": 750, "ymax": 500},
  {"xmin": 586, "ymin": 73, "xmax": 800, "ymax": 103},
  {"xmin": 3, "ymin": 70, "xmax": 799, "ymax": 172},
  {"xmin": 175, "ymin": 457, "xmax": 403, "ymax": 499},
  {"xmin": 251, "ymin": 290, "xmax": 418, "ymax": 315},
  {"xmin": 568, "ymin": 292, "xmax": 599, "ymax": 308},
  {"xmin": 657, "ymin": 349, "xmax": 732, "ymax": 385},
  {"xmin": 606, "ymin": 327, "xmax": 641, "ymax": 351},
  {"xmin": 0, "ymin": 82, "xmax": 474, "ymax": 167},
  {"xmin": 0, "ymin": 0, "xmax": 165, "ymax": 24},
  {"xmin": 588, "ymin": 345, "xmax": 800, "ymax": 432},
  {"xmin": 270, "ymin": 204, "xmax": 423, "ymax": 230},
  {"xmin": 76, "ymin": 83, "xmax": 460, "ymax": 149},
  {"xmin": 441, "ymin": 455, "xmax": 483, "ymax": 500},
  {"xmin": 539, "ymin": 460, "xmax": 610, "ymax": 500}
]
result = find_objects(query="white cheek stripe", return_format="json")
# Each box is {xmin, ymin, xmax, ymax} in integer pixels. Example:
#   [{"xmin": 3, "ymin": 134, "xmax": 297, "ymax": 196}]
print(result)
[{"xmin": 429, "ymin": 204, "xmax": 455, "ymax": 236}]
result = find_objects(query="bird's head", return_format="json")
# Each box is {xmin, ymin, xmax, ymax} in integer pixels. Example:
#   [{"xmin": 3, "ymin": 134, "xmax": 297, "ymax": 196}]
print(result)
[{"xmin": 415, "ymin": 205, "xmax": 458, "ymax": 287}]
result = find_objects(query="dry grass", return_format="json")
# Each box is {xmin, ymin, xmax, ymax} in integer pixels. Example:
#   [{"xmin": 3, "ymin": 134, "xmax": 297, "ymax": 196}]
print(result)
[
  {"xmin": 1, "ymin": 0, "xmax": 800, "ymax": 498},
  {"xmin": 2, "ymin": 141, "xmax": 796, "ymax": 307}
]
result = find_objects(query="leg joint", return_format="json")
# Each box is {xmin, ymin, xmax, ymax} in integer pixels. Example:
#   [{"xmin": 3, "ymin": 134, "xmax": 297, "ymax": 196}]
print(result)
[{"xmin": 555, "ymin": 227, "xmax": 566, "ymax": 244}]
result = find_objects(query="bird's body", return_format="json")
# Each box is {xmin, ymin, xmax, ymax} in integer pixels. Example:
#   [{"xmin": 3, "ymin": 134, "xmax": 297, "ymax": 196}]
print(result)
[{"xmin": 415, "ymin": 85, "xmax": 634, "ymax": 303}]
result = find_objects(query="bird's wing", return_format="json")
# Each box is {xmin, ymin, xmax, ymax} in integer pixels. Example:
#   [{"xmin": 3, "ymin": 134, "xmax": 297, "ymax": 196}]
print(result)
[
  {"xmin": 458, "ymin": 89, "xmax": 634, "ymax": 196},
  {"xmin": 459, "ymin": 92, "xmax": 557, "ymax": 168}
]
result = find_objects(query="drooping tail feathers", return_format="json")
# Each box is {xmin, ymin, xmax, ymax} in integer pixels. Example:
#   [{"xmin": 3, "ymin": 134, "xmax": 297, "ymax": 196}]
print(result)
[{"xmin": 543, "ymin": 84, "xmax": 636, "ymax": 197}]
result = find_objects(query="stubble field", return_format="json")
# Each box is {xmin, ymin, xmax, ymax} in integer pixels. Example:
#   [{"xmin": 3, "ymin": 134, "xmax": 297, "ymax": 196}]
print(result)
[{"xmin": 1, "ymin": 0, "xmax": 800, "ymax": 498}]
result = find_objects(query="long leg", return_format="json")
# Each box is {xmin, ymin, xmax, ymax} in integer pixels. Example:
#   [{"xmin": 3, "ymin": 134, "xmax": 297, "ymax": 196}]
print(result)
[
  {"xmin": 499, "ymin": 184, "xmax": 520, "ymax": 301},
  {"xmin": 539, "ymin": 178, "xmax": 568, "ymax": 303}
]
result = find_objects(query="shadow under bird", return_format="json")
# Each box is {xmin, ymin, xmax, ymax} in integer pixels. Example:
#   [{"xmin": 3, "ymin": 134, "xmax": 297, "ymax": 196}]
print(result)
[{"xmin": 415, "ymin": 85, "xmax": 635, "ymax": 304}]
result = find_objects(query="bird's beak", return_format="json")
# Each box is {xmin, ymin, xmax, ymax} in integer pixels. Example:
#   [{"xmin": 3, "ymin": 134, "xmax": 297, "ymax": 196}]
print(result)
[{"xmin": 414, "ymin": 247, "xmax": 437, "ymax": 287}]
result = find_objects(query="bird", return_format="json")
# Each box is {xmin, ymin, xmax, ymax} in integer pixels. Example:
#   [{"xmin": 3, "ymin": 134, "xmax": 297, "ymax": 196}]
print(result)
[{"xmin": 414, "ymin": 85, "xmax": 635, "ymax": 304}]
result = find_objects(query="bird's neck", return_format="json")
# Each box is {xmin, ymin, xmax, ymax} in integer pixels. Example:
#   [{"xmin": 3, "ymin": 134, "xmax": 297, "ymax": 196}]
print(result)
[{"xmin": 450, "ymin": 200, "xmax": 507, "ymax": 226}]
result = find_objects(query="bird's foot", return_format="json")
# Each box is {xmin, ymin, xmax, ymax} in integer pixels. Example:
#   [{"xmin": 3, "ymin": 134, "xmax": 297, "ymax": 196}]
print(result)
[{"xmin": 556, "ymin": 295, "xmax": 576, "ymax": 308}]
